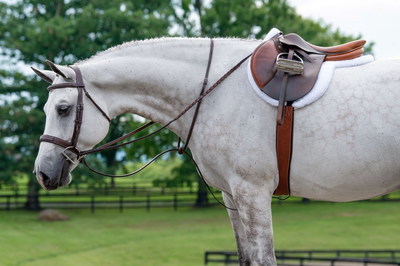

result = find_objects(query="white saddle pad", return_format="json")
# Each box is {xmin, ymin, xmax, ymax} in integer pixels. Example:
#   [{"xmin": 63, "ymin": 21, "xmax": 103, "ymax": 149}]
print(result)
[{"xmin": 247, "ymin": 28, "xmax": 374, "ymax": 108}]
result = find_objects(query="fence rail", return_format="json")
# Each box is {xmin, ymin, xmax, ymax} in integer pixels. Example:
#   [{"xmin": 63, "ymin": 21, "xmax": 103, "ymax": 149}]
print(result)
[
  {"xmin": 205, "ymin": 250, "xmax": 400, "ymax": 265},
  {"xmin": 0, "ymin": 192, "xmax": 217, "ymax": 212},
  {"xmin": 2, "ymin": 181, "xmax": 400, "ymax": 212},
  {"xmin": 0, "ymin": 182, "xmax": 198, "ymax": 197}
]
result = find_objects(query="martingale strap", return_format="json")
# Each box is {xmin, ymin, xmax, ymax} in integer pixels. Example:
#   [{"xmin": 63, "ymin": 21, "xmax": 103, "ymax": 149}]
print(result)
[{"xmin": 178, "ymin": 39, "xmax": 214, "ymax": 154}]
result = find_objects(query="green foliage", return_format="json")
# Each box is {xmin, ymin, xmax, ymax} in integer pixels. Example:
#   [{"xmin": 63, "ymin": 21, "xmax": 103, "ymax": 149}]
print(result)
[
  {"xmin": 120, "ymin": 157, "xmax": 181, "ymax": 185},
  {"xmin": 0, "ymin": 0, "xmax": 175, "ymax": 204},
  {"xmin": 153, "ymin": 155, "xmax": 198, "ymax": 189}
]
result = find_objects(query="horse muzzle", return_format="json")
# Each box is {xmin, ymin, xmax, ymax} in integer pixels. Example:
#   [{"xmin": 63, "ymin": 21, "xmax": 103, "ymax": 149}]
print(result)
[{"xmin": 34, "ymin": 156, "xmax": 73, "ymax": 191}]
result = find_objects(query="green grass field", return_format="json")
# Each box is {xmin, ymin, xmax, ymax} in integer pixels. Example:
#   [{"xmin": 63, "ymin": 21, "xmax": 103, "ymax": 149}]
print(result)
[{"xmin": 1, "ymin": 201, "xmax": 400, "ymax": 266}]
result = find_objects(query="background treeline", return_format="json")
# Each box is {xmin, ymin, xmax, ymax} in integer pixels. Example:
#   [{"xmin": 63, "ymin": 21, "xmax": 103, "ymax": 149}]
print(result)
[{"xmin": 0, "ymin": 0, "xmax": 373, "ymax": 209}]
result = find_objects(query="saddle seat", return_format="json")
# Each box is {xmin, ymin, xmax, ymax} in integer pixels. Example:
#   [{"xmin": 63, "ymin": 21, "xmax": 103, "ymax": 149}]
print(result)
[
  {"xmin": 281, "ymin": 33, "xmax": 366, "ymax": 61},
  {"xmin": 251, "ymin": 33, "xmax": 366, "ymax": 103}
]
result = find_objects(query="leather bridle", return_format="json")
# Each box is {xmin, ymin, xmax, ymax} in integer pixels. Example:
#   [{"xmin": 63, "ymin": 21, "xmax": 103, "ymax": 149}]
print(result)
[
  {"xmin": 40, "ymin": 65, "xmax": 111, "ymax": 163},
  {"xmin": 39, "ymin": 39, "xmax": 254, "ymax": 210}
]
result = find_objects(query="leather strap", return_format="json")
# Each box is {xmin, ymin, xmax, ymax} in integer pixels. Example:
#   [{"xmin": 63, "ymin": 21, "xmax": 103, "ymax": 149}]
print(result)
[
  {"xmin": 80, "ymin": 49, "xmax": 253, "ymax": 174},
  {"xmin": 40, "ymin": 65, "xmax": 111, "ymax": 155},
  {"xmin": 70, "ymin": 86, "xmax": 84, "ymax": 149},
  {"xmin": 178, "ymin": 39, "xmax": 214, "ymax": 154},
  {"xmin": 274, "ymin": 105, "xmax": 294, "ymax": 195},
  {"xmin": 80, "ymin": 41, "xmax": 253, "ymax": 158},
  {"xmin": 39, "ymin": 135, "xmax": 78, "ymax": 153},
  {"xmin": 81, "ymin": 86, "xmax": 111, "ymax": 123},
  {"xmin": 276, "ymin": 49, "xmax": 294, "ymax": 125},
  {"xmin": 47, "ymin": 66, "xmax": 111, "ymax": 123},
  {"xmin": 275, "ymin": 49, "xmax": 295, "ymax": 195}
]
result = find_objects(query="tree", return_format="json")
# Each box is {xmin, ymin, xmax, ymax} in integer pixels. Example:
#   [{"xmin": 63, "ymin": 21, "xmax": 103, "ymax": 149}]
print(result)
[{"xmin": 0, "ymin": 0, "xmax": 174, "ymax": 209}]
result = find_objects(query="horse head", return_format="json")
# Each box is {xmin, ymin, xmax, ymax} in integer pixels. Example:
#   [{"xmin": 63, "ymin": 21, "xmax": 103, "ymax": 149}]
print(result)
[{"xmin": 32, "ymin": 61, "xmax": 110, "ymax": 190}]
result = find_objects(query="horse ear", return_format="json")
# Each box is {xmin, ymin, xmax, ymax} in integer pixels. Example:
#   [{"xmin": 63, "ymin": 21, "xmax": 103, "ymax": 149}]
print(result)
[
  {"xmin": 31, "ymin": 67, "xmax": 56, "ymax": 84},
  {"xmin": 45, "ymin": 60, "xmax": 75, "ymax": 79}
]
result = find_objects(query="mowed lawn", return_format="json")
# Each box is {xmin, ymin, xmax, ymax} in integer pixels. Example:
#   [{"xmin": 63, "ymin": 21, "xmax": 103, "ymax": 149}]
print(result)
[{"xmin": 1, "ymin": 201, "xmax": 400, "ymax": 266}]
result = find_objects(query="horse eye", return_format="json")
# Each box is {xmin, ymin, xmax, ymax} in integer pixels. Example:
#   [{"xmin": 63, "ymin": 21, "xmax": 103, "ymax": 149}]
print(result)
[{"xmin": 57, "ymin": 105, "xmax": 71, "ymax": 116}]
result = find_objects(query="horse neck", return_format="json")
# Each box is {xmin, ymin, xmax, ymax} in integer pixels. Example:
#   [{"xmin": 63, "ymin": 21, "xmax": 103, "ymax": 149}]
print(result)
[{"xmin": 77, "ymin": 38, "xmax": 258, "ymax": 136}]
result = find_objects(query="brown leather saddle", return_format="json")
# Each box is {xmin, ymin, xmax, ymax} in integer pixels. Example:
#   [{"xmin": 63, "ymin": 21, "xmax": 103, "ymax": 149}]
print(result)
[{"xmin": 250, "ymin": 32, "xmax": 366, "ymax": 195}]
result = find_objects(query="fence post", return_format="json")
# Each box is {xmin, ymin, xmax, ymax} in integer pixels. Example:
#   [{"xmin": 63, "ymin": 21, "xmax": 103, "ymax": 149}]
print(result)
[
  {"xmin": 6, "ymin": 196, "xmax": 10, "ymax": 211},
  {"xmin": 146, "ymin": 195, "xmax": 150, "ymax": 212},
  {"xmin": 174, "ymin": 193, "xmax": 177, "ymax": 211},
  {"xmin": 133, "ymin": 183, "xmax": 136, "ymax": 196},
  {"xmin": 120, "ymin": 196, "xmax": 123, "ymax": 213},
  {"xmin": 91, "ymin": 196, "xmax": 95, "ymax": 213}
]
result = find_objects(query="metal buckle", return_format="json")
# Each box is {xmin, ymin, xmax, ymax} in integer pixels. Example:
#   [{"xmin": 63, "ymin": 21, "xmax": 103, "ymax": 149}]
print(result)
[
  {"xmin": 276, "ymin": 52, "xmax": 304, "ymax": 75},
  {"xmin": 62, "ymin": 146, "xmax": 81, "ymax": 165}
]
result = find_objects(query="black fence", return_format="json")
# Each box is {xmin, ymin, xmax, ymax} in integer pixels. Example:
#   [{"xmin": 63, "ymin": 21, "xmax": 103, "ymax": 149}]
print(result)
[
  {"xmin": 0, "ymin": 192, "xmax": 216, "ymax": 212},
  {"xmin": 205, "ymin": 250, "xmax": 400, "ymax": 265},
  {"xmin": 0, "ymin": 181, "xmax": 196, "ymax": 197},
  {"xmin": 0, "ymin": 181, "xmax": 210, "ymax": 211},
  {"xmin": 2, "ymin": 181, "xmax": 400, "ymax": 212}
]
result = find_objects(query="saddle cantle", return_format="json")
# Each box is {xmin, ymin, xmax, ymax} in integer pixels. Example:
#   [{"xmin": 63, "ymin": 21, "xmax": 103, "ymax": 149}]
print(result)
[{"xmin": 250, "ymin": 31, "xmax": 366, "ymax": 195}]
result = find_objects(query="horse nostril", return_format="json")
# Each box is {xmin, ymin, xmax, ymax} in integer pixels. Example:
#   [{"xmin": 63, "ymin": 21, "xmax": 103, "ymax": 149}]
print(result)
[{"xmin": 40, "ymin": 171, "xmax": 51, "ymax": 186}]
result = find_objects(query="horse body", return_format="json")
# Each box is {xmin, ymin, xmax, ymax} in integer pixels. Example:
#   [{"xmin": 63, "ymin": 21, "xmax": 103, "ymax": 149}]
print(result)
[
  {"xmin": 292, "ymin": 59, "xmax": 400, "ymax": 202},
  {"xmin": 33, "ymin": 38, "xmax": 400, "ymax": 266}
]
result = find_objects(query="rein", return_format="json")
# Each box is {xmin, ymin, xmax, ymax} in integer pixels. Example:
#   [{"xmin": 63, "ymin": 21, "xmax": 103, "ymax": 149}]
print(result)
[{"xmin": 40, "ymin": 39, "xmax": 253, "ymax": 210}]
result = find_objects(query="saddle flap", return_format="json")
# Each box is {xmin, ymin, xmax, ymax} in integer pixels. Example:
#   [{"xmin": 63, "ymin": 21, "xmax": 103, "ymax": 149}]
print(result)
[
  {"xmin": 262, "ymin": 54, "xmax": 325, "ymax": 101},
  {"xmin": 250, "ymin": 39, "xmax": 325, "ymax": 101},
  {"xmin": 250, "ymin": 40, "xmax": 280, "ymax": 89}
]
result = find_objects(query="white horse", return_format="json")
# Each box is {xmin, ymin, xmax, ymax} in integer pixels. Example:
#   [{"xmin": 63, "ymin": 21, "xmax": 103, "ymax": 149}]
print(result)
[{"xmin": 32, "ymin": 37, "xmax": 400, "ymax": 265}]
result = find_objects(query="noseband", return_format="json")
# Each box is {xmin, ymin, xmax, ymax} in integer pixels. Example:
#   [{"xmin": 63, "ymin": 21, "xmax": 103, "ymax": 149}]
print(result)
[
  {"xmin": 39, "ymin": 39, "xmax": 254, "ymax": 210},
  {"xmin": 39, "ymin": 66, "xmax": 111, "ymax": 163}
]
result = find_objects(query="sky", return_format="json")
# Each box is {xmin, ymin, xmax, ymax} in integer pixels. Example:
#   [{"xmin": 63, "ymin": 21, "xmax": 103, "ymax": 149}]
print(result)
[{"xmin": 288, "ymin": 0, "xmax": 400, "ymax": 60}]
